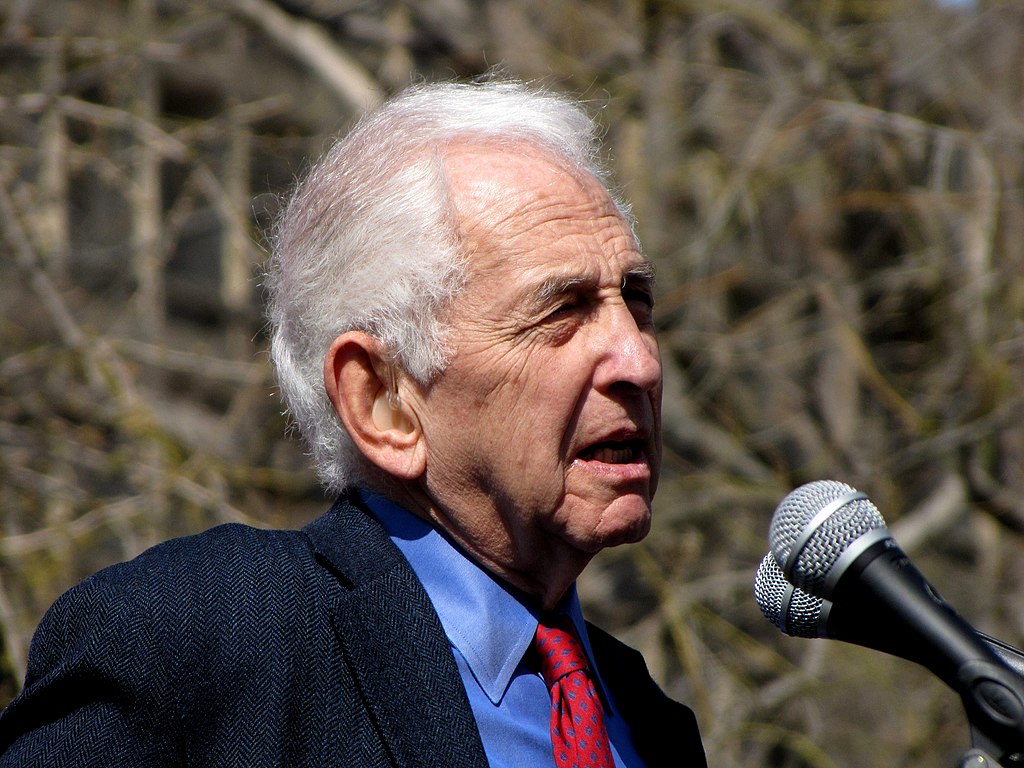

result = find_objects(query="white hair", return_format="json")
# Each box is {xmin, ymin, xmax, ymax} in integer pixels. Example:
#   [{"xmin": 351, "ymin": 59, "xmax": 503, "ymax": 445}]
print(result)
[{"xmin": 266, "ymin": 78, "xmax": 627, "ymax": 492}]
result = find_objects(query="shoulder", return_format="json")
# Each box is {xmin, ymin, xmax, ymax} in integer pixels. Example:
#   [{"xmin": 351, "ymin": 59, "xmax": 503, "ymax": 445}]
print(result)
[
  {"xmin": 0, "ymin": 523, "xmax": 318, "ymax": 757},
  {"xmin": 24, "ymin": 523, "xmax": 318, "ymax": 684},
  {"xmin": 62, "ymin": 522, "xmax": 313, "ymax": 614},
  {"xmin": 124, "ymin": 521, "xmax": 314, "ymax": 590}
]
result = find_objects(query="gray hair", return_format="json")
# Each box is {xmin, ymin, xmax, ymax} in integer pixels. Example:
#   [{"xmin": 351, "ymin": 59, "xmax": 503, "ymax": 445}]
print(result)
[{"xmin": 266, "ymin": 78, "xmax": 626, "ymax": 493}]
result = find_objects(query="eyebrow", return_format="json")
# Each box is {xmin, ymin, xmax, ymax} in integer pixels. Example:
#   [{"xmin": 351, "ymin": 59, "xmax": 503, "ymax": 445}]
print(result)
[
  {"xmin": 622, "ymin": 261, "xmax": 657, "ymax": 291},
  {"xmin": 531, "ymin": 261, "xmax": 657, "ymax": 305}
]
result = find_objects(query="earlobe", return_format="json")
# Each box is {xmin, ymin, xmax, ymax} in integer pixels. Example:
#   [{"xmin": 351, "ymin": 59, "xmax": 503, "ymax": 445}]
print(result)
[{"xmin": 323, "ymin": 332, "xmax": 426, "ymax": 480}]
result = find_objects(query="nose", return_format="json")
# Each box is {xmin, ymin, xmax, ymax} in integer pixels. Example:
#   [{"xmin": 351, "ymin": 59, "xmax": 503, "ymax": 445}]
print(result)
[{"xmin": 592, "ymin": 303, "xmax": 662, "ymax": 395}]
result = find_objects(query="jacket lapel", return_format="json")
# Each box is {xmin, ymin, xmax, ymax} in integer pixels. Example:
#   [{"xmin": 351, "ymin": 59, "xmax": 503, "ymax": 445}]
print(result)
[
  {"xmin": 305, "ymin": 494, "xmax": 489, "ymax": 768},
  {"xmin": 588, "ymin": 623, "xmax": 707, "ymax": 768}
]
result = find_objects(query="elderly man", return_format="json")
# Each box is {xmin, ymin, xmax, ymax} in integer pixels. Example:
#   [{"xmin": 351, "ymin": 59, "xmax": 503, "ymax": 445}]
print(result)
[{"xmin": 0, "ymin": 79, "xmax": 706, "ymax": 767}]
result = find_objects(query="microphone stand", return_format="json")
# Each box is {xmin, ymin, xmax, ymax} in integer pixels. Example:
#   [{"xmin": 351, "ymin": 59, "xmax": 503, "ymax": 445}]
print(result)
[
  {"xmin": 958, "ymin": 746, "xmax": 1014, "ymax": 767},
  {"xmin": 955, "ymin": 633, "xmax": 1024, "ymax": 767}
]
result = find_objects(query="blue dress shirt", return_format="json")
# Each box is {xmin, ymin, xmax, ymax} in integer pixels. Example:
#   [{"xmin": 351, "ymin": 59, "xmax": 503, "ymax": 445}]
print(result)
[{"xmin": 362, "ymin": 489, "xmax": 646, "ymax": 768}]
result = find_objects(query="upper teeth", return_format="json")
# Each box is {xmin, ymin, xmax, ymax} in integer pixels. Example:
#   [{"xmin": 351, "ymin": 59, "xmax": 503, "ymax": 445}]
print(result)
[{"xmin": 589, "ymin": 445, "xmax": 635, "ymax": 464}]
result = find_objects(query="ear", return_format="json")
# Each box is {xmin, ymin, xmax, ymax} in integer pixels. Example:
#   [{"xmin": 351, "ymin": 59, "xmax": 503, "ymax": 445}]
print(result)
[{"xmin": 323, "ymin": 331, "xmax": 426, "ymax": 480}]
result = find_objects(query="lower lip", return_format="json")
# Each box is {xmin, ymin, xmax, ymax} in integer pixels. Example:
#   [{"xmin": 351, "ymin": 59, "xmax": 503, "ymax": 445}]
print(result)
[{"xmin": 572, "ymin": 456, "xmax": 652, "ymax": 484}]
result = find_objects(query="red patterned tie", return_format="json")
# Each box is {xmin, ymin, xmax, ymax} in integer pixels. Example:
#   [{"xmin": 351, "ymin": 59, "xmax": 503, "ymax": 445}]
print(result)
[{"xmin": 535, "ymin": 618, "xmax": 615, "ymax": 768}]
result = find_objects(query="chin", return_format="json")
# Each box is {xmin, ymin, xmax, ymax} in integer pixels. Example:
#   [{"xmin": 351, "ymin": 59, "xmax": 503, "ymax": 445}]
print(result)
[{"xmin": 591, "ymin": 504, "xmax": 652, "ymax": 550}]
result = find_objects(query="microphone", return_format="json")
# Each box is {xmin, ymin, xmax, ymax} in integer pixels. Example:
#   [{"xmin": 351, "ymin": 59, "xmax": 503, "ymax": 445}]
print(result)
[
  {"xmin": 754, "ymin": 552, "xmax": 1024, "ymax": 681},
  {"xmin": 763, "ymin": 480, "xmax": 1024, "ymax": 756}
]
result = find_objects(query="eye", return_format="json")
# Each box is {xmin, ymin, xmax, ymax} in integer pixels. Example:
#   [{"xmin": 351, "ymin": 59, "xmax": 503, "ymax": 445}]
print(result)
[
  {"xmin": 624, "ymin": 285, "xmax": 655, "ymax": 324},
  {"xmin": 624, "ymin": 285, "xmax": 654, "ymax": 307},
  {"xmin": 534, "ymin": 293, "xmax": 591, "ymax": 345},
  {"xmin": 549, "ymin": 298, "xmax": 581, "ymax": 317},
  {"xmin": 544, "ymin": 292, "xmax": 587, "ymax": 322}
]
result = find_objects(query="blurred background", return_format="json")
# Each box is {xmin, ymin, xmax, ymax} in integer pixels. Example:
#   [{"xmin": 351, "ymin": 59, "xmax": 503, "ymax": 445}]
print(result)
[{"xmin": 1, "ymin": 0, "xmax": 1022, "ymax": 765}]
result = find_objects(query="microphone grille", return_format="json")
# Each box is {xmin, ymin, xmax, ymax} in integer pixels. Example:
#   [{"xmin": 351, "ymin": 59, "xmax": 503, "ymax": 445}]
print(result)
[
  {"xmin": 754, "ymin": 553, "xmax": 825, "ymax": 638},
  {"xmin": 768, "ymin": 480, "xmax": 886, "ymax": 594}
]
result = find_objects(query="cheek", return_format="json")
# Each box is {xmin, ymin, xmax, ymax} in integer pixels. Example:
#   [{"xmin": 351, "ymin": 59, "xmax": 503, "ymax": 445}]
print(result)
[
  {"xmin": 422, "ymin": 340, "xmax": 591, "ymax": 485},
  {"xmin": 464, "ymin": 353, "xmax": 583, "ymax": 440},
  {"xmin": 421, "ymin": 373, "xmax": 561, "ymax": 483}
]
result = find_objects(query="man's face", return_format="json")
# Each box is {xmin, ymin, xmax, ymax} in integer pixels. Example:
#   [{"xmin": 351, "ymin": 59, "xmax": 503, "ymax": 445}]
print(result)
[{"xmin": 409, "ymin": 144, "xmax": 662, "ymax": 594}]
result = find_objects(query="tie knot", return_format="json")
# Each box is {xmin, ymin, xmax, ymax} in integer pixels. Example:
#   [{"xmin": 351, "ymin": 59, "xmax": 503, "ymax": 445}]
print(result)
[{"xmin": 535, "ymin": 619, "xmax": 589, "ymax": 686}]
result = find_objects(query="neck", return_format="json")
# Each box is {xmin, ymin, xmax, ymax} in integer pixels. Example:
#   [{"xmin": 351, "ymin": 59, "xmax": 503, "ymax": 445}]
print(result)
[{"xmin": 366, "ymin": 478, "xmax": 590, "ymax": 611}]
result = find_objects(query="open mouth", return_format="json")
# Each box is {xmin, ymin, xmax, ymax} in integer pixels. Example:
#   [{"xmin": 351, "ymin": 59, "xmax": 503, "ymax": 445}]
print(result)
[{"xmin": 577, "ymin": 439, "xmax": 644, "ymax": 465}]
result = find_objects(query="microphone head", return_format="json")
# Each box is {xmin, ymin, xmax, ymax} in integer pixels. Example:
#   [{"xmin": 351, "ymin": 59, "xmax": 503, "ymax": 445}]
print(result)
[
  {"xmin": 768, "ymin": 480, "xmax": 887, "ymax": 596},
  {"xmin": 754, "ymin": 553, "xmax": 827, "ymax": 638}
]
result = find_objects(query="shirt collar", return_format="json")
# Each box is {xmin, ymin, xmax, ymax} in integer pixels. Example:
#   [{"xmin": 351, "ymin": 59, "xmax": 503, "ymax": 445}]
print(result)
[{"xmin": 360, "ymin": 489, "xmax": 594, "ymax": 706}]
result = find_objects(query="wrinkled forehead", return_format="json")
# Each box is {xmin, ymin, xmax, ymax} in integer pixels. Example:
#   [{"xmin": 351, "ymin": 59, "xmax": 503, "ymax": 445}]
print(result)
[
  {"xmin": 443, "ymin": 141, "xmax": 637, "ymax": 263},
  {"xmin": 443, "ymin": 141, "xmax": 618, "ymax": 224},
  {"xmin": 438, "ymin": 142, "xmax": 648, "ymax": 319}
]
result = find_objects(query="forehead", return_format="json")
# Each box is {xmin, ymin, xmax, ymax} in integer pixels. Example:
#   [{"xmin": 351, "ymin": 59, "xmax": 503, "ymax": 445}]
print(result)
[{"xmin": 444, "ymin": 142, "xmax": 645, "ymax": 290}]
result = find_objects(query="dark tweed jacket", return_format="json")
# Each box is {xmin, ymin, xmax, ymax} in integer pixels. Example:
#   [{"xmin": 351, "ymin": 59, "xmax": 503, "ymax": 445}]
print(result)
[{"xmin": 0, "ymin": 492, "xmax": 706, "ymax": 767}]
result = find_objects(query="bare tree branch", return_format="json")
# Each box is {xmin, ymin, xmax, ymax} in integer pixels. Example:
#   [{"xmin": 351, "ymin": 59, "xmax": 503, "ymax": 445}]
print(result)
[{"xmin": 224, "ymin": 0, "xmax": 383, "ymax": 113}]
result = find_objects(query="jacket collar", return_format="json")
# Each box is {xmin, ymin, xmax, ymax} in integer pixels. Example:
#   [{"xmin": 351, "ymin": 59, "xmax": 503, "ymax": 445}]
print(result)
[{"xmin": 303, "ymin": 491, "xmax": 490, "ymax": 768}]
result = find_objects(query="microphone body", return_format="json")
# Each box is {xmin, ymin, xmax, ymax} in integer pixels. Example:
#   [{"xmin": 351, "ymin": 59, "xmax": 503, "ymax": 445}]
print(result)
[
  {"xmin": 762, "ymin": 480, "xmax": 1024, "ymax": 756},
  {"xmin": 755, "ymin": 553, "xmax": 1024, "ymax": 681},
  {"xmin": 827, "ymin": 534, "xmax": 999, "ymax": 690}
]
